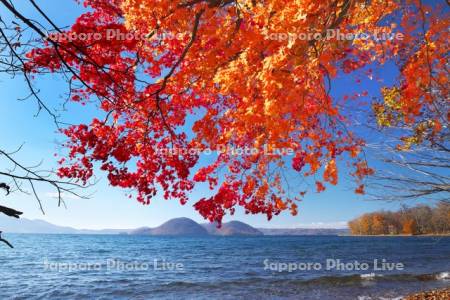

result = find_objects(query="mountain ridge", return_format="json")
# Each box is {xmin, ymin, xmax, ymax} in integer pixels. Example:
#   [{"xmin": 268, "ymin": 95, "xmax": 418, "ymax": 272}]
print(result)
[
  {"xmin": 130, "ymin": 217, "xmax": 209, "ymax": 236},
  {"xmin": 202, "ymin": 221, "xmax": 263, "ymax": 236},
  {"xmin": 0, "ymin": 215, "xmax": 348, "ymax": 236}
]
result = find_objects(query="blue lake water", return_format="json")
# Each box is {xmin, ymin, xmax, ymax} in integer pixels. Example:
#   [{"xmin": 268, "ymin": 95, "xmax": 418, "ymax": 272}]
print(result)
[{"xmin": 0, "ymin": 234, "xmax": 449, "ymax": 299}]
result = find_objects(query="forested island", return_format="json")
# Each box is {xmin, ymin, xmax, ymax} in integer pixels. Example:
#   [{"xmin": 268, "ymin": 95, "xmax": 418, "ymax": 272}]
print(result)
[{"xmin": 348, "ymin": 203, "xmax": 450, "ymax": 235}]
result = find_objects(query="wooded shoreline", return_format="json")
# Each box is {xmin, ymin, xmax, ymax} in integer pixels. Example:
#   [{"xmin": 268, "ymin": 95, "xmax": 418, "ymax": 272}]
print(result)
[
  {"xmin": 348, "ymin": 203, "xmax": 450, "ymax": 236},
  {"xmin": 345, "ymin": 233, "xmax": 450, "ymax": 237}
]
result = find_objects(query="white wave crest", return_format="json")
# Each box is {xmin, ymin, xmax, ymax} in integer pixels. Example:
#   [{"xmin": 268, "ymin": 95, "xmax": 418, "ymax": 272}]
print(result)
[{"xmin": 436, "ymin": 272, "xmax": 449, "ymax": 280}]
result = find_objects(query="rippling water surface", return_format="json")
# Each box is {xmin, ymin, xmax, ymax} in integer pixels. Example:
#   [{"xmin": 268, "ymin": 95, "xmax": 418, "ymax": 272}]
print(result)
[{"xmin": 0, "ymin": 234, "xmax": 449, "ymax": 299}]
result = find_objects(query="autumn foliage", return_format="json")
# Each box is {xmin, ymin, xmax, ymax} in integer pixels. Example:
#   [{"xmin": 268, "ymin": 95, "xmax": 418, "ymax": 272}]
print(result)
[
  {"xmin": 24, "ymin": 0, "xmax": 449, "ymax": 223},
  {"xmin": 348, "ymin": 203, "xmax": 450, "ymax": 235}
]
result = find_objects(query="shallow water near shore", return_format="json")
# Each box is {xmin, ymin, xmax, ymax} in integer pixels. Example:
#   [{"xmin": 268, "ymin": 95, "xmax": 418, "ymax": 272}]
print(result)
[{"xmin": 0, "ymin": 234, "xmax": 449, "ymax": 299}]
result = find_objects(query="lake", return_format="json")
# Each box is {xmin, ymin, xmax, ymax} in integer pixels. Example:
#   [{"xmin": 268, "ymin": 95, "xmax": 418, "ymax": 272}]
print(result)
[{"xmin": 0, "ymin": 235, "xmax": 449, "ymax": 299}]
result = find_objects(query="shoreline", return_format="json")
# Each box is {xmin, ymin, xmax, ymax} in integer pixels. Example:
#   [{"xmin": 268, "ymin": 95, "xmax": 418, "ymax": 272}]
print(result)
[
  {"xmin": 343, "ymin": 234, "xmax": 450, "ymax": 237},
  {"xmin": 404, "ymin": 288, "xmax": 449, "ymax": 299}
]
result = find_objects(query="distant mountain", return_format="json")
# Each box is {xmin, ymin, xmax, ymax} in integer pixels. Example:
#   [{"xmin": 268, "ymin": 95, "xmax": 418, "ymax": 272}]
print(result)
[
  {"xmin": 130, "ymin": 219, "xmax": 262, "ymax": 236},
  {"xmin": 131, "ymin": 218, "xmax": 209, "ymax": 236},
  {"xmin": 0, "ymin": 215, "xmax": 77, "ymax": 234},
  {"xmin": 202, "ymin": 221, "xmax": 263, "ymax": 236},
  {"xmin": 258, "ymin": 228, "xmax": 349, "ymax": 236},
  {"xmin": 128, "ymin": 227, "xmax": 153, "ymax": 235},
  {"xmin": 0, "ymin": 215, "xmax": 348, "ymax": 236},
  {"xmin": 0, "ymin": 215, "xmax": 127, "ymax": 234}
]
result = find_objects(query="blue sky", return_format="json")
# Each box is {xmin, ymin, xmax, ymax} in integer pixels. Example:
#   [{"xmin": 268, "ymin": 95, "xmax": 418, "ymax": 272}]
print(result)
[{"xmin": 0, "ymin": 0, "xmax": 427, "ymax": 230}]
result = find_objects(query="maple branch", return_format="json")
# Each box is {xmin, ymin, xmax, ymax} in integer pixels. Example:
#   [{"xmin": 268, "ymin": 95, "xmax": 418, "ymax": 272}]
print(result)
[
  {"xmin": 179, "ymin": 0, "xmax": 235, "ymax": 8},
  {"xmin": 0, "ymin": 147, "xmax": 89, "ymax": 209},
  {"xmin": 0, "ymin": 205, "xmax": 23, "ymax": 219},
  {"xmin": 0, "ymin": 183, "xmax": 21, "ymax": 248},
  {"xmin": 0, "ymin": 0, "xmax": 121, "ymax": 108},
  {"xmin": 0, "ymin": 231, "xmax": 14, "ymax": 248},
  {"xmin": 145, "ymin": 9, "xmax": 204, "ymax": 138},
  {"xmin": 153, "ymin": 10, "xmax": 204, "ymax": 97},
  {"xmin": 28, "ymin": 0, "xmax": 144, "ymax": 96},
  {"xmin": 417, "ymin": 0, "xmax": 447, "ymax": 124},
  {"xmin": 329, "ymin": 0, "xmax": 352, "ymax": 29},
  {"xmin": 0, "ymin": 183, "xmax": 10, "ymax": 195},
  {"xmin": 0, "ymin": 19, "xmax": 60, "ymax": 126}
]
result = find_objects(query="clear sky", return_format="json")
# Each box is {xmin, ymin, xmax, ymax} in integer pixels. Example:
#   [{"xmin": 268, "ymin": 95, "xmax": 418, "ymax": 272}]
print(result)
[{"xmin": 0, "ymin": 0, "xmax": 429, "ymax": 230}]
